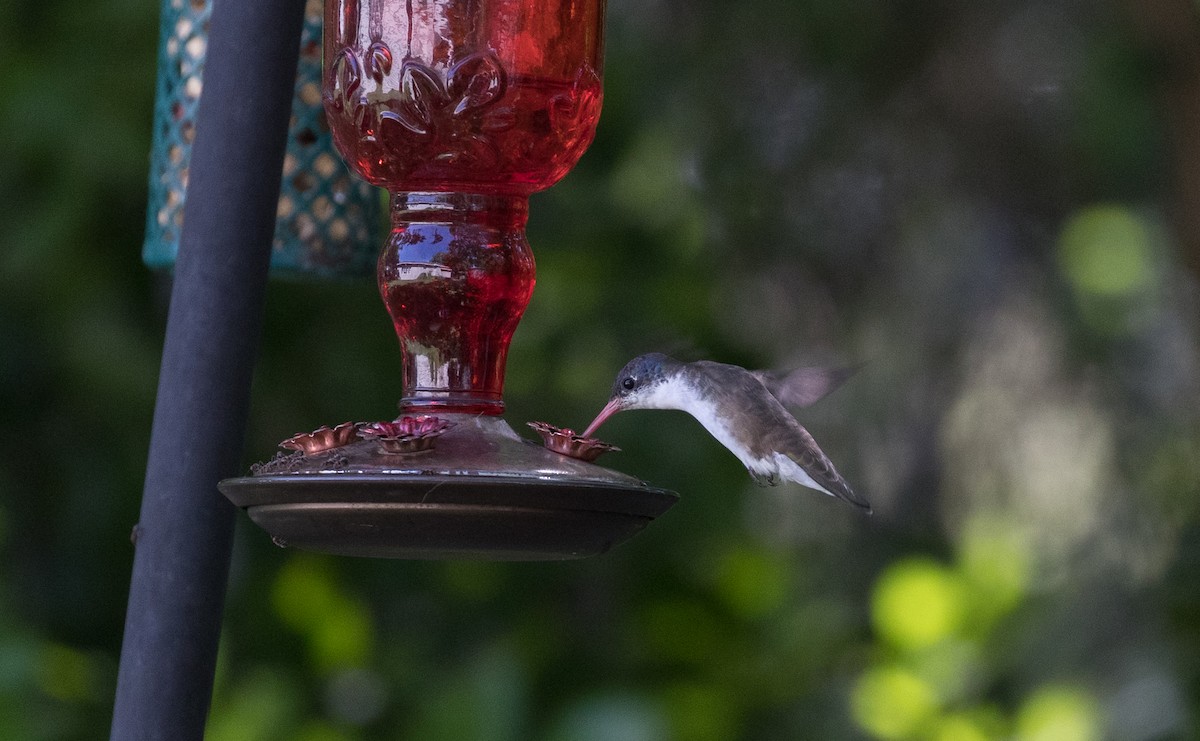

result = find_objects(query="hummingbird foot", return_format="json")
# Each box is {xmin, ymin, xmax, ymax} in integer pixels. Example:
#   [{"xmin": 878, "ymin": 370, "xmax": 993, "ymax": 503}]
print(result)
[{"xmin": 749, "ymin": 469, "xmax": 780, "ymax": 487}]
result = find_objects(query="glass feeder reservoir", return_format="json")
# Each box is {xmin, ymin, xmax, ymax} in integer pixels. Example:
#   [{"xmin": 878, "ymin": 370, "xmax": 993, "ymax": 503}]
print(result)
[
  {"xmin": 325, "ymin": 0, "xmax": 602, "ymax": 412},
  {"xmin": 220, "ymin": 0, "xmax": 676, "ymax": 560}
]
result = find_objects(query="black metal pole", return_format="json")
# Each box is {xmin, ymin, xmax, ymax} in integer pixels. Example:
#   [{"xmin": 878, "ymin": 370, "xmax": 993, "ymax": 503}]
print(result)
[{"xmin": 111, "ymin": 0, "xmax": 306, "ymax": 737}]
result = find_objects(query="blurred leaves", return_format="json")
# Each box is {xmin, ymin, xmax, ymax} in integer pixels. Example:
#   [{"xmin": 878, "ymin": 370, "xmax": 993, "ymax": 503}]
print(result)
[
  {"xmin": 1014, "ymin": 685, "xmax": 1103, "ymax": 741},
  {"xmin": 1059, "ymin": 205, "xmax": 1155, "ymax": 299},
  {"xmin": 852, "ymin": 516, "xmax": 1101, "ymax": 740},
  {"xmin": 872, "ymin": 559, "xmax": 967, "ymax": 652},
  {"xmin": 4, "ymin": 0, "xmax": 1200, "ymax": 739},
  {"xmin": 852, "ymin": 664, "xmax": 940, "ymax": 740},
  {"xmin": 271, "ymin": 556, "xmax": 375, "ymax": 673}
]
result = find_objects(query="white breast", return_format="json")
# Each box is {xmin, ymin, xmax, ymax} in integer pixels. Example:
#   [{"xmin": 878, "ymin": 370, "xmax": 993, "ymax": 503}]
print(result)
[{"xmin": 649, "ymin": 377, "xmax": 764, "ymax": 473}]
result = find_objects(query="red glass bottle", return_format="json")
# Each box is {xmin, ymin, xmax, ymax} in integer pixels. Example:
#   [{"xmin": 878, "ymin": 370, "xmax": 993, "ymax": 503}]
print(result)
[{"xmin": 323, "ymin": 0, "xmax": 604, "ymax": 413}]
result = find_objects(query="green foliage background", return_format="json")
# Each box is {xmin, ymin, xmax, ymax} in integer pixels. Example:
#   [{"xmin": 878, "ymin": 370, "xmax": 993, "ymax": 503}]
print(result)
[{"xmin": 3, "ymin": 0, "xmax": 1200, "ymax": 738}]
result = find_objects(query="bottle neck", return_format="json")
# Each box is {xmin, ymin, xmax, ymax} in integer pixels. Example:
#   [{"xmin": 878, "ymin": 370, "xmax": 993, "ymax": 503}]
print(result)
[
  {"xmin": 390, "ymin": 191, "xmax": 528, "ymax": 229},
  {"xmin": 381, "ymin": 191, "xmax": 535, "ymax": 416}
]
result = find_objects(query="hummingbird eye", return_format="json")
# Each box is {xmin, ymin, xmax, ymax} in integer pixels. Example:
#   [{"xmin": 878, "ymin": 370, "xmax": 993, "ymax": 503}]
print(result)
[{"xmin": 621, "ymin": 377, "xmax": 636, "ymax": 391}]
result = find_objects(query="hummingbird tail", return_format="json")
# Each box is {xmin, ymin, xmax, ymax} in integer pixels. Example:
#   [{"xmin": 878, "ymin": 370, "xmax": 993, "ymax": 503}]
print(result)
[
  {"xmin": 774, "ymin": 453, "xmax": 872, "ymax": 514},
  {"xmin": 821, "ymin": 477, "xmax": 873, "ymax": 514}
]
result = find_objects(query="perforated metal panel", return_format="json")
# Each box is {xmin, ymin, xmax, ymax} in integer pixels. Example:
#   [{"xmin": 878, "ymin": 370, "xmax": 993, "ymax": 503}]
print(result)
[{"xmin": 144, "ymin": 0, "xmax": 381, "ymax": 278}]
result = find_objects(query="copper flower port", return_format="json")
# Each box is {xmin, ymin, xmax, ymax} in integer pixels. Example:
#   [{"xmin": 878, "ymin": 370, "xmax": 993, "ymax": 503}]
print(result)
[
  {"xmin": 361, "ymin": 415, "xmax": 455, "ymax": 454},
  {"xmin": 279, "ymin": 422, "xmax": 361, "ymax": 455},
  {"xmin": 527, "ymin": 421, "xmax": 619, "ymax": 462}
]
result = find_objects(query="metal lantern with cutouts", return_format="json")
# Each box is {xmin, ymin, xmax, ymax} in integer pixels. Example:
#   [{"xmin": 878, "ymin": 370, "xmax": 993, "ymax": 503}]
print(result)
[{"xmin": 144, "ymin": 0, "xmax": 381, "ymax": 277}]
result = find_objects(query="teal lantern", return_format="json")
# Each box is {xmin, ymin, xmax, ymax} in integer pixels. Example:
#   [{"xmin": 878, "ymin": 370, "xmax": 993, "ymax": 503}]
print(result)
[{"xmin": 143, "ymin": 0, "xmax": 381, "ymax": 278}]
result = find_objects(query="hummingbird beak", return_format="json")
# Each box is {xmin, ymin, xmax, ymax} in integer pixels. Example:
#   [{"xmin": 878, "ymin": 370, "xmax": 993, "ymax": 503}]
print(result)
[{"xmin": 582, "ymin": 397, "xmax": 623, "ymax": 438}]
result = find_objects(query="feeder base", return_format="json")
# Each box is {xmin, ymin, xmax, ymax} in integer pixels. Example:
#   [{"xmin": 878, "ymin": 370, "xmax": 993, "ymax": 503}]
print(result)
[{"xmin": 219, "ymin": 415, "xmax": 677, "ymax": 560}]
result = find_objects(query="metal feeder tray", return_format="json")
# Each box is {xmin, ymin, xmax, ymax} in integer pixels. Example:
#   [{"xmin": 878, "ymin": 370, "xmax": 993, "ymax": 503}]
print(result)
[{"xmin": 219, "ymin": 414, "xmax": 678, "ymax": 560}]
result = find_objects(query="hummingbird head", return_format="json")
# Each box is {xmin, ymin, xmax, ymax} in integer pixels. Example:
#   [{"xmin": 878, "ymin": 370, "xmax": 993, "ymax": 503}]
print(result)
[{"xmin": 582, "ymin": 353, "xmax": 681, "ymax": 437}]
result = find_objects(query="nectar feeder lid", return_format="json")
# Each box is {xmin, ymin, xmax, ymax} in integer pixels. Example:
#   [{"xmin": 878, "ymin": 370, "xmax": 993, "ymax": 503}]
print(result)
[{"xmin": 220, "ymin": 415, "xmax": 676, "ymax": 560}]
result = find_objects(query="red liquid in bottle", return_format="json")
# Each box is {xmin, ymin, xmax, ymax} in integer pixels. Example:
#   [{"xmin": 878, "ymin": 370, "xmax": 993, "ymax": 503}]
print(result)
[
  {"xmin": 323, "ymin": 0, "xmax": 605, "ymax": 413},
  {"xmin": 328, "ymin": 68, "xmax": 602, "ymax": 196},
  {"xmin": 379, "ymin": 193, "xmax": 535, "ymax": 413}
]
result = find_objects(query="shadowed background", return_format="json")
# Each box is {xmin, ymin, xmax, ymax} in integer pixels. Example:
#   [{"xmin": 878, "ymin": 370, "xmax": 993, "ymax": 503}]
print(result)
[{"xmin": 1, "ymin": 0, "xmax": 1199, "ymax": 738}]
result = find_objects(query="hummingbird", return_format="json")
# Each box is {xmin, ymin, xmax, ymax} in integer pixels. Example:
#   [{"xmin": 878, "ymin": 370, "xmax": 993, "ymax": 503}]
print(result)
[{"xmin": 583, "ymin": 353, "xmax": 871, "ymax": 513}]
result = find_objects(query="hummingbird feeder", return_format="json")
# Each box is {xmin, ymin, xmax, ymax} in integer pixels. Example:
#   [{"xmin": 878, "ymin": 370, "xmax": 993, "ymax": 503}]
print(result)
[{"xmin": 219, "ymin": 0, "xmax": 677, "ymax": 559}]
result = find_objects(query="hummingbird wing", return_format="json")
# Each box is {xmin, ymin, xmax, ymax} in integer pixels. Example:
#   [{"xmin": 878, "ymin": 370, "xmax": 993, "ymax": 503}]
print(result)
[
  {"xmin": 752, "ymin": 365, "xmax": 859, "ymax": 408},
  {"xmin": 684, "ymin": 361, "xmax": 871, "ymax": 513},
  {"xmin": 763, "ymin": 418, "xmax": 873, "ymax": 513}
]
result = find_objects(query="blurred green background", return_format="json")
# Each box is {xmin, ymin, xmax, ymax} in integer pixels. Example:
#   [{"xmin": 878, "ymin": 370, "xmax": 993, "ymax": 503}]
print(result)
[{"xmin": 3, "ymin": 0, "xmax": 1200, "ymax": 738}]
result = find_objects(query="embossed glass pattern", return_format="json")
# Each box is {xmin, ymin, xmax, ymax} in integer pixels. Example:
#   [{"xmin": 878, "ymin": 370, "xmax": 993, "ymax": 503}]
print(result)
[
  {"xmin": 324, "ymin": 0, "xmax": 603, "ymax": 193},
  {"xmin": 322, "ymin": 0, "xmax": 605, "ymax": 414}
]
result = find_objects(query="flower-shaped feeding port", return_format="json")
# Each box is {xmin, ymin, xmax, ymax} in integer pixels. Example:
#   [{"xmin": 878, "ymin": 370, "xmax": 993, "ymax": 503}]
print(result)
[
  {"xmin": 527, "ymin": 421, "xmax": 620, "ymax": 463},
  {"xmin": 362, "ymin": 415, "xmax": 455, "ymax": 454},
  {"xmin": 279, "ymin": 422, "xmax": 361, "ymax": 455}
]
